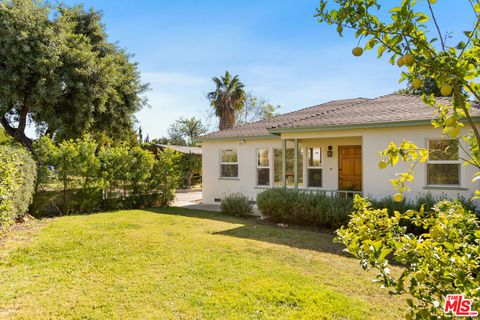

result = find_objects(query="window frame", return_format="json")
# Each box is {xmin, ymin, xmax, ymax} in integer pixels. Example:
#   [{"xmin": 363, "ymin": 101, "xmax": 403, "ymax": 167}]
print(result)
[
  {"xmin": 426, "ymin": 139, "xmax": 461, "ymax": 187},
  {"xmin": 306, "ymin": 147, "xmax": 323, "ymax": 188},
  {"xmin": 219, "ymin": 149, "xmax": 239, "ymax": 179},
  {"xmin": 273, "ymin": 147, "xmax": 304, "ymax": 187},
  {"xmin": 256, "ymin": 148, "xmax": 271, "ymax": 187}
]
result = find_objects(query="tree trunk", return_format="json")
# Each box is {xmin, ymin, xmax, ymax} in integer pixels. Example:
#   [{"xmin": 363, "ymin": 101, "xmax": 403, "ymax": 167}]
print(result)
[
  {"xmin": 219, "ymin": 109, "xmax": 235, "ymax": 130},
  {"xmin": 1, "ymin": 114, "xmax": 33, "ymax": 149}
]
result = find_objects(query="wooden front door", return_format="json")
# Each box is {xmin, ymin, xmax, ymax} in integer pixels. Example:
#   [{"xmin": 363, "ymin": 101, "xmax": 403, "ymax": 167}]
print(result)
[{"xmin": 338, "ymin": 145, "xmax": 362, "ymax": 191}]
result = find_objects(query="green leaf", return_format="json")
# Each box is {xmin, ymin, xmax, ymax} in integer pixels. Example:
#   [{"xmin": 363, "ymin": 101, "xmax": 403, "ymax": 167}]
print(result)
[
  {"xmin": 456, "ymin": 41, "xmax": 466, "ymax": 50},
  {"xmin": 377, "ymin": 45, "xmax": 386, "ymax": 58},
  {"xmin": 415, "ymin": 13, "xmax": 429, "ymax": 23}
]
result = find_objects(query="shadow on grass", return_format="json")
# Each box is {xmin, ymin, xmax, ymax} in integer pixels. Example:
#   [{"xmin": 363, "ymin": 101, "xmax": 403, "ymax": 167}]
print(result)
[{"xmin": 146, "ymin": 207, "xmax": 348, "ymax": 257}]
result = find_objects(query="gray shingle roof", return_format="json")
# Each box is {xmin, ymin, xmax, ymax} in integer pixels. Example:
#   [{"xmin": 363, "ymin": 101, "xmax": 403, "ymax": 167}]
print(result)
[
  {"xmin": 199, "ymin": 94, "xmax": 479, "ymax": 140},
  {"xmin": 154, "ymin": 144, "xmax": 202, "ymax": 155},
  {"xmin": 200, "ymin": 98, "xmax": 369, "ymax": 140}
]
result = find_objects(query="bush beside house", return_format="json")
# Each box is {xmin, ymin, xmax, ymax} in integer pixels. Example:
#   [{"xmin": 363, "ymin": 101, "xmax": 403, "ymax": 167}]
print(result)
[
  {"xmin": 256, "ymin": 188, "xmax": 353, "ymax": 229},
  {"xmin": 221, "ymin": 193, "xmax": 253, "ymax": 217},
  {"xmin": 256, "ymin": 189, "xmax": 477, "ymax": 230}
]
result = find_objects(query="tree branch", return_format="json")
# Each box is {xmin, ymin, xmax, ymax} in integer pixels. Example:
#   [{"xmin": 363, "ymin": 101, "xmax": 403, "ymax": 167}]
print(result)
[
  {"xmin": 427, "ymin": 1, "xmax": 445, "ymax": 50},
  {"xmin": 17, "ymin": 104, "xmax": 28, "ymax": 132},
  {"xmin": 1, "ymin": 114, "xmax": 32, "ymax": 149},
  {"xmin": 453, "ymin": 84, "xmax": 480, "ymax": 150},
  {"xmin": 466, "ymin": 83, "xmax": 480, "ymax": 103}
]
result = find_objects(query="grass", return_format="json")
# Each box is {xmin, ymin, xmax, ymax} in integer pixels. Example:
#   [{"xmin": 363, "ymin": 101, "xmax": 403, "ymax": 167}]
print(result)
[{"xmin": 0, "ymin": 208, "xmax": 407, "ymax": 319}]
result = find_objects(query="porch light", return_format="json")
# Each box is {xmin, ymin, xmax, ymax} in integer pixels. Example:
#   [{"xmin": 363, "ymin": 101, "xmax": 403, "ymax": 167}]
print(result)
[{"xmin": 327, "ymin": 146, "xmax": 333, "ymax": 157}]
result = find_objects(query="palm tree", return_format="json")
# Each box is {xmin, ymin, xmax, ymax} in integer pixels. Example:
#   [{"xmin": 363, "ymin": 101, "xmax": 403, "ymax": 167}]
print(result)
[{"xmin": 207, "ymin": 71, "xmax": 246, "ymax": 130}]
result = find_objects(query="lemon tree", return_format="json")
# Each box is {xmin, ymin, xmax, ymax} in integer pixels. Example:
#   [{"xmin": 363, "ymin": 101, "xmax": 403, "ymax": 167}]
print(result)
[{"xmin": 315, "ymin": 1, "xmax": 480, "ymax": 318}]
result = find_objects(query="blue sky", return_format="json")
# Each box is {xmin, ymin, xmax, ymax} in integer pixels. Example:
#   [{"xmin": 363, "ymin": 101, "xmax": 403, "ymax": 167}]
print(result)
[{"xmin": 62, "ymin": 0, "xmax": 473, "ymax": 138}]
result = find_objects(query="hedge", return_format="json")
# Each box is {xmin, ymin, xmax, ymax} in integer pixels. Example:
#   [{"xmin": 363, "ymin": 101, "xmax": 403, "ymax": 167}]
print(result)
[
  {"xmin": 31, "ymin": 136, "xmax": 182, "ymax": 216},
  {"xmin": 256, "ymin": 188, "xmax": 353, "ymax": 229},
  {"xmin": 256, "ymin": 188, "xmax": 478, "ymax": 231},
  {"xmin": 0, "ymin": 144, "xmax": 37, "ymax": 231}
]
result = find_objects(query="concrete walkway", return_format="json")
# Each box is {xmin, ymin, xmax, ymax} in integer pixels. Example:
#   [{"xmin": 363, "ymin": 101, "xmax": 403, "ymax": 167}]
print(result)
[
  {"xmin": 173, "ymin": 189, "xmax": 261, "ymax": 216},
  {"xmin": 173, "ymin": 190, "xmax": 221, "ymax": 211}
]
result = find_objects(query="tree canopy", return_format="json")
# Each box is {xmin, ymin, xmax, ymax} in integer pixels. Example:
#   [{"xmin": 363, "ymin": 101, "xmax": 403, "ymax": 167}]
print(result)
[
  {"xmin": 167, "ymin": 117, "xmax": 208, "ymax": 146},
  {"xmin": 235, "ymin": 93, "xmax": 280, "ymax": 126},
  {"xmin": 0, "ymin": 0, "xmax": 148, "ymax": 148}
]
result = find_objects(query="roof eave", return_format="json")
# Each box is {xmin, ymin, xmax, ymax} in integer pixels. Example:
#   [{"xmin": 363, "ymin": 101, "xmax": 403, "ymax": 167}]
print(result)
[
  {"xmin": 268, "ymin": 117, "xmax": 480, "ymax": 134},
  {"xmin": 195, "ymin": 134, "xmax": 279, "ymax": 142},
  {"xmin": 267, "ymin": 120, "xmax": 434, "ymax": 134}
]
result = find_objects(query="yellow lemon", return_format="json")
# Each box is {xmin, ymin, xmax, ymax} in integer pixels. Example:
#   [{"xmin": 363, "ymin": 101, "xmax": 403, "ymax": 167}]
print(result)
[
  {"xmin": 393, "ymin": 193, "xmax": 404, "ymax": 202},
  {"xmin": 378, "ymin": 160, "xmax": 388, "ymax": 169},
  {"xmin": 403, "ymin": 54, "xmax": 414, "ymax": 66},
  {"xmin": 445, "ymin": 127, "xmax": 460, "ymax": 137},
  {"xmin": 412, "ymin": 78, "xmax": 422, "ymax": 89},
  {"xmin": 352, "ymin": 47, "xmax": 363, "ymax": 57},
  {"xmin": 397, "ymin": 56, "xmax": 405, "ymax": 67},
  {"xmin": 440, "ymin": 84, "xmax": 453, "ymax": 96},
  {"xmin": 444, "ymin": 117, "xmax": 456, "ymax": 127},
  {"xmin": 415, "ymin": 272, "xmax": 426, "ymax": 282}
]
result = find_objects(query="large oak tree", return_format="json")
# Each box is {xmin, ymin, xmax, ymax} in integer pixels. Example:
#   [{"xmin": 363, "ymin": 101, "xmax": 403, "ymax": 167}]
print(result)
[{"xmin": 0, "ymin": 0, "xmax": 148, "ymax": 148}]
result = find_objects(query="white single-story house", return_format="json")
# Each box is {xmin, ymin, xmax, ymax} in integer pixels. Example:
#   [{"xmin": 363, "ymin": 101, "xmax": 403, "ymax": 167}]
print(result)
[{"xmin": 198, "ymin": 94, "xmax": 480, "ymax": 204}]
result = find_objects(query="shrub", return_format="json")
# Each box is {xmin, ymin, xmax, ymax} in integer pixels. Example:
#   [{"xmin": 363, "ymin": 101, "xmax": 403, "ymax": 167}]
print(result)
[
  {"xmin": 125, "ymin": 146, "xmax": 155, "ymax": 196},
  {"xmin": 0, "ymin": 143, "xmax": 37, "ymax": 231},
  {"xmin": 256, "ymin": 188, "xmax": 353, "ymax": 229},
  {"xmin": 149, "ymin": 148, "xmax": 182, "ymax": 206},
  {"xmin": 371, "ymin": 192, "xmax": 478, "ymax": 216},
  {"xmin": 177, "ymin": 153, "xmax": 202, "ymax": 188},
  {"xmin": 370, "ymin": 193, "xmax": 479, "ymax": 234},
  {"xmin": 337, "ymin": 195, "xmax": 479, "ymax": 319},
  {"xmin": 31, "ymin": 137, "xmax": 181, "ymax": 216},
  {"xmin": 221, "ymin": 193, "xmax": 253, "ymax": 217}
]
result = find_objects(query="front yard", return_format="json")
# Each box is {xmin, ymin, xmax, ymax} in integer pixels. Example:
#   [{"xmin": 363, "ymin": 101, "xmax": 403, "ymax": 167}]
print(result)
[{"xmin": 0, "ymin": 208, "xmax": 406, "ymax": 319}]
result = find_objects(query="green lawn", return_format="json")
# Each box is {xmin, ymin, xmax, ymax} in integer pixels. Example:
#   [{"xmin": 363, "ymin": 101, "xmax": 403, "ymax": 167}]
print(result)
[{"xmin": 0, "ymin": 208, "xmax": 406, "ymax": 319}]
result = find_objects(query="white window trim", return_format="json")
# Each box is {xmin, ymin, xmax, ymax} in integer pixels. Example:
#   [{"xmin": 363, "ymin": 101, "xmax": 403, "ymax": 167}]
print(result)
[
  {"xmin": 219, "ymin": 149, "xmax": 239, "ymax": 178},
  {"xmin": 256, "ymin": 148, "xmax": 271, "ymax": 187},
  {"xmin": 426, "ymin": 139, "xmax": 461, "ymax": 187},
  {"xmin": 306, "ymin": 147, "xmax": 323, "ymax": 188}
]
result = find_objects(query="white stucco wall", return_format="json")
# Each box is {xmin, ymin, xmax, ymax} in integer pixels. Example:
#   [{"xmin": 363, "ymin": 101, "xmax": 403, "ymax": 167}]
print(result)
[
  {"xmin": 202, "ymin": 125, "xmax": 479, "ymax": 204},
  {"xmin": 202, "ymin": 138, "xmax": 281, "ymax": 204}
]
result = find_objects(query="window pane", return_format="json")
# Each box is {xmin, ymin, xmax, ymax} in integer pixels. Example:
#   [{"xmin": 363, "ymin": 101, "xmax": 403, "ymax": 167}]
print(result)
[
  {"xmin": 221, "ymin": 150, "xmax": 238, "ymax": 163},
  {"xmin": 273, "ymin": 148, "xmax": 303, "ymax": 186},
  {"xmin": 221, "ymin": 164, "xmax": 238, "ymax": 177},
  {"xmin": 428, "ymin": 140, "xmax": 459, "ymax": 161},
  {"xmin": 427, "ymin": 164, "xmax": 460, "ymax": 185},
  {"xmin": 308, "ymin": 148, "xmax": 322, "ymax": 167},
  {"xmin": 257, "ymin": 168, "xmax": 269, "ymax": 186},
  {"xmin": 274, "ymin": 149, "xmax": 282, "ymax": 186},
  {"xmin": 308, "ymin": 169, "xmax": 322, "ymax": 187},
  {"xmin": 257, "ymin": 149, "xmax": 269, "ymax": 167}
]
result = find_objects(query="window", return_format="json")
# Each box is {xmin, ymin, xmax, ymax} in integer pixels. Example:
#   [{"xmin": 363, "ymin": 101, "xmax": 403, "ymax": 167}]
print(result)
[
  {"xmin": 220, "ymin": 149, "xmax": 238, "ymax": 178},
  {"xmin": 273, "ymin": 148, "xmax": 303, "ymax": 186},
  {"xmin": 307, "ymin": 147, "xmax": 322, "ymax": 187},
  {"xmin": 257, "ymin": 149, "xmax": 270, "ymax": 186},
  {"xmin": 427, "ymin": 139, "xmax": 460, "ymax": 185}
]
